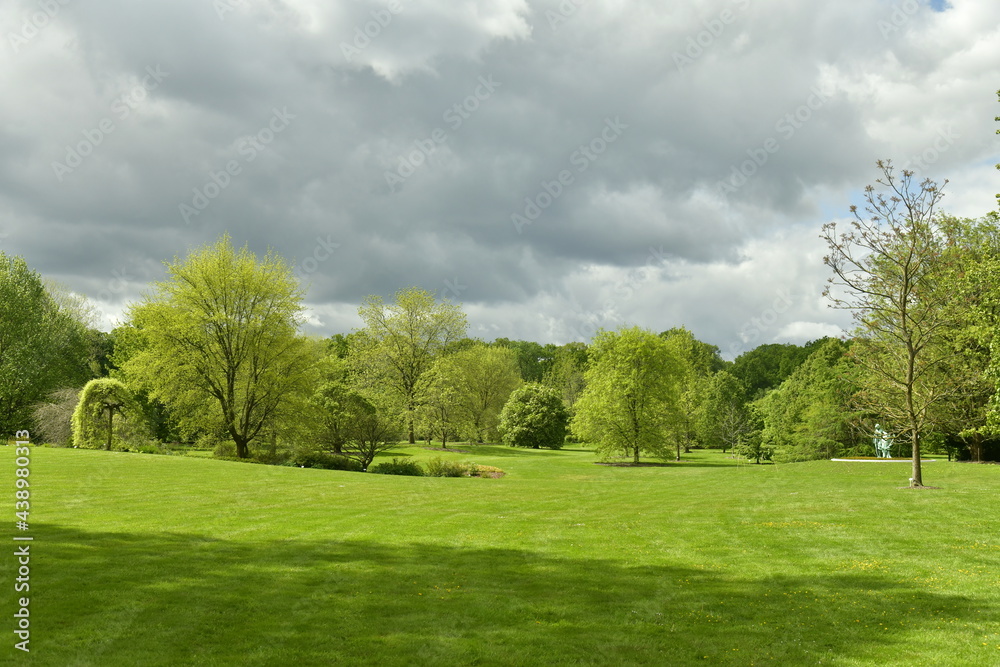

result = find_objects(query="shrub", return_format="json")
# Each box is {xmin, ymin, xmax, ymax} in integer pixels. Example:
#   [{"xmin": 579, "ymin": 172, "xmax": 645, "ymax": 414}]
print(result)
[
  {"xmin": 467, "ymin": 463, "xmax": 505, "ymax": 478},
  {"xmin": 368, "ymin": 458, "xmax": 424, "ymax": 476},
  {"xmin": 291, "ymin": 450, "xmax": 363, "ymax": 471},
  {"xmin": 135, "ymin": 441, "xmax": 165, "ymax": 455},
  {"xmin": 254, "ymin": 448, "xmax": 293, "ymax": 466},
  {"xmin": 213, "ymin": 440, "xmax": 237, "ymax": 458},
  {"xmin": 425, "ymin": 456, "xmax": 469, "ymax": 477}
]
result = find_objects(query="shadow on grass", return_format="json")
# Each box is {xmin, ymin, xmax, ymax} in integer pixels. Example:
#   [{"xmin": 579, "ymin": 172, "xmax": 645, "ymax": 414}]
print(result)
[{"xmin": 9, "ymin": 523, "xmax": 990, "ymax": 666}]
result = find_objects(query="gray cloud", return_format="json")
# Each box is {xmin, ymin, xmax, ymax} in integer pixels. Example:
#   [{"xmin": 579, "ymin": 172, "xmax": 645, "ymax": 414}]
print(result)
[{"xmin": 1, "ymin": 0, "xmax": 997, "ymax": 351}]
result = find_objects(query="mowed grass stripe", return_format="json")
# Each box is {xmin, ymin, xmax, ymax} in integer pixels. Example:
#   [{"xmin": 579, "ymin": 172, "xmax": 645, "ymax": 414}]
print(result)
[{"xmin": 2, "ymin": 445, "xmax": 999, "ymax": 665}]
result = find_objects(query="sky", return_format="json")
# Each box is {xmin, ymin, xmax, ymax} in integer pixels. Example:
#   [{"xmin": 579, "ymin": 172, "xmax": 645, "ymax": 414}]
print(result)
[{"xmin": 1, "ymin": 0, "xmax": 998, "ymax": 358}]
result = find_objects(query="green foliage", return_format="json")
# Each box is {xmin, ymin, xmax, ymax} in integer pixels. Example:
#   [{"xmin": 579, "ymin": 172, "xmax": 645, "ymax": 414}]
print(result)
[
  {"xmin": 660, "ymin": 327, "xmax": 718, "ymax": 458},
  {"xmin": 698, "ymin": 371, "xmax": 750, "ymax": 453},
  {"xmin": 355, "ymin": 287, "xmax": 468, "ymax": 444},
  {"xmin": 425, "ymin": 456, "xmax": 469, "ymax": 477},
  {"xmin": 542, "ymin": 342, "xmax": 588, "ymax": 412},
  {"xmin": 212, "ymin": 439, "xmax": 237, "ymax": 459},
  {"xmin": 367, "ymin": 457, "xmax": 424, "ymax": 476},
  {"xmin": 823, "ymin": 162, "xmax": 955, "ymax": 486},
  {"xmin": 71, "ymin": 378, "xmax": 149, "ymax": 450},
  {"xmin": 572, "ymin": 327, "xmax": 683, "ymax": 462},
  {"xmin": 0, "ymin": 253, "xmax": 92, "ymax": 435},
  {"xmin": 498, "ymin": 383, "xmax": 569, "ymax": 450},
  {"xmin": 492, "ymin": 338, "xmax": 556, "ymax": 382},
  {"xmin": 291, "ymin": 450, "xmax": 362, "ymax": 471},
  {"xmin": 730, "ymin": 341, "xmax": 826, "ymax": 401},
  {"xmin": 755, "ymin": 339, "xmax": 861, "ymax": 462},
  {"xmin": 122, "ymin": 235, "xmax": 318, "ymax": 458},
  {"xmin": 424, "ymin": 344, "xmax": 523, "ymax": 444}
]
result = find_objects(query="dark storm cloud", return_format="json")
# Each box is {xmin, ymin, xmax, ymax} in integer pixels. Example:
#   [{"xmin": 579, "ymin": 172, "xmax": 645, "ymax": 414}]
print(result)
[{"xmin": 1, "ymin": 0, "xmax": 997, "ymax": 349}]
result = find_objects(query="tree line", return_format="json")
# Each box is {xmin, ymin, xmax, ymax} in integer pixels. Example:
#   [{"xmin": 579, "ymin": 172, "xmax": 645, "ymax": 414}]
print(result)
[{"xmin": 4, "ymin": 93, "xmax": 999, "ymax": 482}]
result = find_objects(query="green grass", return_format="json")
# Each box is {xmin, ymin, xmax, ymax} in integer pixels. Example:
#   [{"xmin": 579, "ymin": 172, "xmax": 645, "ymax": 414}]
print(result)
[{"xmin": 3, "ymin": 444, "xmax": 1000, "ymax": 665}]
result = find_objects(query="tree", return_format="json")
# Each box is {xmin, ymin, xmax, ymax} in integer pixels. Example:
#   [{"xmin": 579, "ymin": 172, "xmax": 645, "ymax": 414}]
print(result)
[
  {"xmin": 543, "ymin": 342, "xmax": 588, "ymax": 413},
  {"xmin": 71, "ymin": 378, "xmax": 148, "ymax": 450},
  {"xmin": 941, "ymin": 214, "xmax": 1000, "ymax": 458},
  {"xmin": 822, "ymin": 161, "xmax": 954, "ymax": 487},
  {"xmin": 498, "ymin": 383, "xmax": 569, "ymax": 449},
  {"xmin": 356, "ymin": 287, "xmax": 467, "ymax": 443},
  {"xmin": 0, "ymin": 253, "xmax": 92, "ymax": 435},
  {"xmin": 661, "ymin": 327, "xmax": 721, "ymax": 459},
  {"xmin": 417, "ymin": 359, "xmax": 464, "ymax": 448},
  {"xmin": 492, "ymin": 338, "xmax": 556, "ymax": 382},
  {"xmin": 730, "ymin": 341, "xmax": 824, "ymax": 402},
  {"xmin": 31, "ymin": 387, "xmax": 81, "ymax": 446},
  {"xmin": 122, "ymin": 236, "xmax": 317, "ymax": 458},
  {"xmin": 572, "ymin": 326, "xmax": 683, "ymax": 463},
  {"xmin": 755, "ymin": 338, "xmax": 861, "ymax": 461},
  {"xmin": 698, "ymin": 371, "xmax": 751, "ymax": 454},
  {"xmin": 436, "ymin": 344, "xmax": 522, "ymax": 443},
  {"xmin": 734, "ymin": 408, "xmax": 771, "ymax": 464},
  {"xmin": 342, "ymin": 396, "xmax": 404, "ymax": 471}
]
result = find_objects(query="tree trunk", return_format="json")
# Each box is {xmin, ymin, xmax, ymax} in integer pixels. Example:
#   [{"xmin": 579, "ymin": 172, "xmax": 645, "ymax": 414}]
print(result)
[
  {"xmin": 234, "ymin": 437, "xmax": 250, "ymax": 459},
  {"xmin": 906, "ymin": 348, "xmax": 923, "ymax": 487},
  {"xmin": 105, "ymin": 406, "xmax": 114, "ymax": 451},
  {"xmin": 633, "ymin": 446, "xmax": 639, "ymax": 464}
]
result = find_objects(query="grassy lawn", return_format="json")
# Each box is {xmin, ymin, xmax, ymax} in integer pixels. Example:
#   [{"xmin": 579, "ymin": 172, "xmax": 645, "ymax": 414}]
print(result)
[{"xmin": 2, "ymin": 444, "xmax": 999, "ymax": 665}]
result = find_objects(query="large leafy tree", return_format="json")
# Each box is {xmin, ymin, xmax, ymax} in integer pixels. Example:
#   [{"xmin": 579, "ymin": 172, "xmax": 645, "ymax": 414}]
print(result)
[
  {"xmin": 122, "ymin": 236, "xmax": 317, "ymax": 458},
  {"xmin": 730, "ymin": 341, "xmax": 824, "ymax": 402},
  {"xmin": 433, "ymin": 344, "xmax": 522, "ymax": 443},
  {"xmin": 355, "ymin": 287, "xmax": 467, "ymax": 443},
  {"xmin": 543, "ymin": 342, "xmax": 588, "ymax": 414},
  {"xmin": 572, "ymin": 326, "xmax": 683, "ymax": 463},
  {"xmin": 661, "ymin": 327, "xmax": 722, "ymax": 459},
  {"xmin": 755, "ymin": 338, "xmax": 861, "ymax": 461},
  {"xmin": 492, "ymin": 338, "xmax": 556, "ymax": 382},
  {"xmin": 698, "ymin": 371, "xmax": 751, "ymax": 454},
  {"xmin": 942, "ymin": 214, "xmax": 1000, "ymax": 458},
  {"xmin": 497, "ymin": 383, "xmax": 569, "ymax": 450},
  {"xmin": 0, "ymin": 253, "xmax": 91, "ymax": 435},
  {"xmin": 822, "ymin": 161, "xmax": 955, "ymax": 487}
]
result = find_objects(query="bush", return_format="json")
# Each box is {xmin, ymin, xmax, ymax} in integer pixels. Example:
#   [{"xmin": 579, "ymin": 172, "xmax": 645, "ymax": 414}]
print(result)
[
  {"xmin": 425, "ymin": 456, "xmax": 468, "ymax": 477},
  {"xmin": 368, "ymin": 458, "xmax": 424, "ymax": 476},
  {"xmin": 291, "ymin": 450, "xmax": 363, "ymax": 471},
  {"xmin": 467, "ymin": 463, "xmax": 505, "ymax": 478},
  {"xmin": 213, "ymin": 440, "xmax": 237, "ymax": 458},
  {"xmin": 134, "ymin": 441, "xmax": 165, "ymax": 455},
  {"xmin": 254, "ymin": 448, "xmax": 293, "ymax": 466}
]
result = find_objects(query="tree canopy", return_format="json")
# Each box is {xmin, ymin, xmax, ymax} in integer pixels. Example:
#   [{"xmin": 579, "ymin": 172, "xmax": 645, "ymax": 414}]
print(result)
[
  {"xmin": 122, "ymin": 235, "xmax": 317, "ymax": 458},
  {"xmin": 573, "ymin": 326, "xmax": 683, "ymax": 463}
]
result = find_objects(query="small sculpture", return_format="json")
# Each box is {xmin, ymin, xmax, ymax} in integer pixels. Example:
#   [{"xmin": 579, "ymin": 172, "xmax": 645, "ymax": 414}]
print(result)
[{"xmin": 873, "ymin": 424, "xmax": 893, "ymax": 458}]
